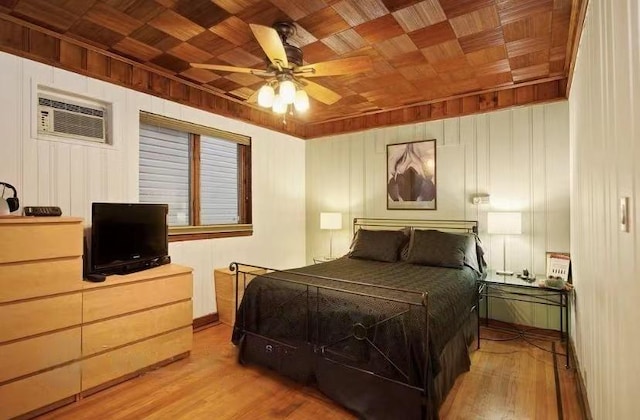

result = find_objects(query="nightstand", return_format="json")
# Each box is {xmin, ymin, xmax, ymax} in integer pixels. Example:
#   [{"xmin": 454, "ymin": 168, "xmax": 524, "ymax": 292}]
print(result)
[
  {"xmin": 478, "ymin": 270, "xmax": 572, "ymax": 368},
  {"xmin": 214, "ymin": 266, "xmax": 266, "ymax": 326}
]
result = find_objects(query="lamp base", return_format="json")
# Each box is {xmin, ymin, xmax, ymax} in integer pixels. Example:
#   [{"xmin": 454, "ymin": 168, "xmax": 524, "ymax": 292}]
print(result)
[{"xmin": 495, "ymin": 270, "xmax": 515, "ymax": 276}]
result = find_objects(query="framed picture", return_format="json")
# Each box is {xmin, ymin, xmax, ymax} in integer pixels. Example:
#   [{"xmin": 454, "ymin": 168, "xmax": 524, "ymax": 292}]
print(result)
[
  {"xmin": 546, "ymin": 252, "xmax": 571, "ymax": 282},
  {"xmin": 387, "ymin": 140, "xmax": 437, "ymax": 210}
]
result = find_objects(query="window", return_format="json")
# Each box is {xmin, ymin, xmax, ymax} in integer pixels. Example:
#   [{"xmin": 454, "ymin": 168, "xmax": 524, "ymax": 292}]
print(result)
[{"xmin": 139, "ymin": 112, "xmax": 252, "ymax": 241}]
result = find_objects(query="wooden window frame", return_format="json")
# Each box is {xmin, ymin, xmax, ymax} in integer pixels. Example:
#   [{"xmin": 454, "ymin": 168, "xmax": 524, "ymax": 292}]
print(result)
[{"xmin": 140, "ymin": 112, "xmax": 252, "ymax": 242}]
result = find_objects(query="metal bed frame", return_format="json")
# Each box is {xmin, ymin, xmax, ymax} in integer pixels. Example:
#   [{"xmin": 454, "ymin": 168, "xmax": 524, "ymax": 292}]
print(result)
[{"xmin": 230, "ymin": 218, "xmax": 479, "ymax": 420}]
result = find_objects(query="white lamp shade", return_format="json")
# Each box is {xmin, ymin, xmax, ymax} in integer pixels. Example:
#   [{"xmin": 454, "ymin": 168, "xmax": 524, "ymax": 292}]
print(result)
[
  {"xmin": 487, "ymin": 212, "xmax": 522, "ymax": 235},
  {"xmin": 257, "ymin": 84, "xmax": 275, "ymax": 108},
  {"xmin": 294, "ymin": 89, "xmax": 309, "ymax": 112},
  {"xmin": 272, "ymin": 94, "xmax": 287, "ymax": 114},
  {"xmin": 320, "ymin": 212, "xmax": 342, "ymax": 230},
  {"xmin": 279, "ymin": 80, "xmax": 296, "ymax": 104}
]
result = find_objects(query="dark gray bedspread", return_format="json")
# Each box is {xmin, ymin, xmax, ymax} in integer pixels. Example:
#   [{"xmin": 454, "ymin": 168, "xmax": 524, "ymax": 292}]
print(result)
[{"xmin": 232, "ymin": 257, "xmax": 479, "ymax": 385}]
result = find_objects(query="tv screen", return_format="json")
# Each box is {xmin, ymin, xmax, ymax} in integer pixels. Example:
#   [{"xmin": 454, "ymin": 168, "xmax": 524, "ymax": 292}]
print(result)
[{"xmin": 91, "ymin": 202, "xmax": 169, "ymax": 275}]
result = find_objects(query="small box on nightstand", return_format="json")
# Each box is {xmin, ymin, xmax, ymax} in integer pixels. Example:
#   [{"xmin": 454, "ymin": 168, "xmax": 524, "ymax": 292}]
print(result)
[{"xmin": 214, "ymin": 265, "xmax": 265, "ymax": 326}]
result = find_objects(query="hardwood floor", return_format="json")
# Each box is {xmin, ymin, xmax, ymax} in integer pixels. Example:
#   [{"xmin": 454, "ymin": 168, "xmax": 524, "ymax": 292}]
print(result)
[{"xmin": 40, "ymin": 323, "xmax": 584, "ymax": 419}]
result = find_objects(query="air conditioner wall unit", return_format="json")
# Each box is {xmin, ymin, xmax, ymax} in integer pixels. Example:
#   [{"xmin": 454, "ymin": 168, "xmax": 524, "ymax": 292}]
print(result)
[{"xmin": 37, "ymin": 93, "xmax": 110, "ymax": 144}]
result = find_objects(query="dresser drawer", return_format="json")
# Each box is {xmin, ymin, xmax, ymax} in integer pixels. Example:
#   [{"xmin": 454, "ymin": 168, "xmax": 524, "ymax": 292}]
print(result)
[
  {"xmin": 0, "ymin": 362, "xmax": 80, "ymax": 419},
  {"xmin": 82, "ymin": 301, "xmax": 192, "ymax": 356},
  {"xmin": 0, "ymin": 258, "xmax": 82, "ymax": 303},
  {"xmin": 0, "ymin": 328, "xmax": 81, "ymax": 383},
  {"xmin": 0, "ymin": 293, "xmax": 82, "ymax": 343},
  {"xmin": 81, "ymin": 327, "xmax": 192, "ymax": 391},
  {"xmin": 0, "ymin": 221, "xmax": 82, "ymax": 264},
  {"xmin": 83, "ymin": 273, "xmax": 192, "ymax": 322}
]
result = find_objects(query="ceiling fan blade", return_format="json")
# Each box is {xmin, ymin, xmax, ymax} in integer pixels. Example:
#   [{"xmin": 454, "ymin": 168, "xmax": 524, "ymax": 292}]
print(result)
[
  {"xmin": 250, "ymin": 24, "xmax": 288, "ymax": 69},
  {"xmin": 246, "ymin": 89, "xmax": 259, "ymax": 104},
  {"xmin": 301, "ymin": 80, "xmax": 342, "ymax": 105},
  {"xmin": 294, "ymin": 56, "xmax": 372, "ymax": 78},
  {"xmin": 190, "ymin": 63, "xmax": 273, "ymax": 77}
]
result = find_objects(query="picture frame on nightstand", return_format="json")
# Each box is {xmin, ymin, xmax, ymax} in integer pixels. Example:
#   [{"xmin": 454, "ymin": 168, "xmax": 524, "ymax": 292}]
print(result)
[{"xmin": 546, "ymin": 252, "xmax": 571, "ymax": 284}]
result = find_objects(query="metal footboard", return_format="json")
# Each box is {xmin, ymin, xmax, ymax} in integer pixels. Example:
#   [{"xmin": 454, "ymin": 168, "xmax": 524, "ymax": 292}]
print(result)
[{"xmin": 229, "ymin": 261, "xmax": 432, "ymax": 419}]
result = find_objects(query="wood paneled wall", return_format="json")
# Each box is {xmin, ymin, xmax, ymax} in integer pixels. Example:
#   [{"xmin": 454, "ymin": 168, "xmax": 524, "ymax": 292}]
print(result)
[
  {"xmin": 569, "ymin": 0, "xmax": 640, "ymax": 418},
  {"xmin": 305, "ymin": 80, "xmax": 567, "ymax": 138},
  {"xmin": 306, "ymin": 101, "xmax": 570, "ymax": 328},
  {"xmin": 0, "ymin": 52, "xmax": 306, "ymax": 319}
]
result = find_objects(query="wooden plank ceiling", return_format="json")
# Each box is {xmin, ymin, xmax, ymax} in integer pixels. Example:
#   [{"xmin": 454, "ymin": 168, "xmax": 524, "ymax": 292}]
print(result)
[{"xmin": 0, "ymin": 0, "xmax": 582, "ymax": 138}]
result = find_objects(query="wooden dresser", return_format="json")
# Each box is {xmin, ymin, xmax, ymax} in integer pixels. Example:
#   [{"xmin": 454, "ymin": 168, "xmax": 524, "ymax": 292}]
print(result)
[
  {"xmin": 214, "ymin": 265, "xmax": 266, "ymax": 326},
  {"xmin": 0, "ymin": 217, "xmax": 84, "ymax": 419},
  {"xmin": 0, "ymin": 217, "xmax": 193, "ymax": 418},
  {"xmin": 81, "ymin": 264, "xmax": 193, "ymax": 394}
]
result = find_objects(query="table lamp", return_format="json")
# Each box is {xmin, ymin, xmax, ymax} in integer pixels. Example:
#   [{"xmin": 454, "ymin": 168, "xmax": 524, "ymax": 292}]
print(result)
[
  {"xmin": 320, "ymin": 212, "xmax": 342, "ymax": 258},
  {"xmin": 487, "ymin": 212, "xmax": 522, "ymax": 275}
]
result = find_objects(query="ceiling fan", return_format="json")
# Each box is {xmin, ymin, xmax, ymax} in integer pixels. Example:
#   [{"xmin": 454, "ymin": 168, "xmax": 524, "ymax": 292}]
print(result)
[{"xmin": 191, "ymin": 22, "xmax": 372, "ymax": 114}]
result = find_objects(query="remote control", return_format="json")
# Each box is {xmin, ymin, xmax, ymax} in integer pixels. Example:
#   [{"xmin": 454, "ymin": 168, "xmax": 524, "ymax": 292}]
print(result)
[
  {"xmin": 23, "ymin": 206, "xmax": 62, "ymax": 217},
  {"xmin": 86, "ymin": 273, "xmax": 106, "ymax": 282}
]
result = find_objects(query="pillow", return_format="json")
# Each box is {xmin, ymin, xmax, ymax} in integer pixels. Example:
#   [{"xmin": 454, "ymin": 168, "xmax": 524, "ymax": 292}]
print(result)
[
  {"xmin": 349, "ymin": 229, "xmax": 409, "ymax": 262},
  {"xmin": 406, "ymin": 229, "xmax": 475, "ymax": 269},
  {"xmin": 399, "ymin": 227, "xmax": 412, "ymax": 261}
]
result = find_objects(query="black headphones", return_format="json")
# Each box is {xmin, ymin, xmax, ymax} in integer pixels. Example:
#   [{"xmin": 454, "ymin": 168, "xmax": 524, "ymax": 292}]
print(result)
[{"xmin": 0, "ymin": 182, "xmax": 19, "ymax": 212}]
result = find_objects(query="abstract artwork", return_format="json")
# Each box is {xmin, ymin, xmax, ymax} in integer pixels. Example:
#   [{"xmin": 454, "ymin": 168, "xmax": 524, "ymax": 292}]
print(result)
[{"xmin": 387, "ymin": 140, "xmax": 436, "ymax": 210}]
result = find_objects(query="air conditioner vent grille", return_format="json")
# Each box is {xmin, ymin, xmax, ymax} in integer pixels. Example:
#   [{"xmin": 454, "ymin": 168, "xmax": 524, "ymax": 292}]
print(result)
[
  {"xmin": 38, "ymin": 97, "xmax": 104, "ymax": 117},
  {"xmin": 37, "ymin": 92, "xmax": 109, "ymax": 144},
  {"xmin": 53, "ymin": 109, "xmax": 105, "ymax": 139}
]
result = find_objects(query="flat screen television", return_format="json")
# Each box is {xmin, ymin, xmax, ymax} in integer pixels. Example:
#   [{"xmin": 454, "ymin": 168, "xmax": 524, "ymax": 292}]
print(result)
[{"xmin": 90, "ymin": 202, "xmax": 170, "ymax": 276}]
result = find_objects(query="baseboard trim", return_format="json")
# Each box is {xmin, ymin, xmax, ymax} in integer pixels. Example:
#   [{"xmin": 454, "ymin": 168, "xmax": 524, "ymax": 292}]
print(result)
[
  {"xmin": 569, "ymin": 339, "xmax": 593, "ymax": 420},
  {"xmin": 15, "ymin": 395, "xmax": 77, "ymax": 420},
  {"xmin": 193, "ymin": 313, "xmax": 219, "ymax": 331}
]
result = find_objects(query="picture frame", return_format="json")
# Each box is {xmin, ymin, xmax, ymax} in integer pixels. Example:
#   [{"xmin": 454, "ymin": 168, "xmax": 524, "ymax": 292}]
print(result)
[
  {"xmin": 386, "ymin": 139, "xmax": 437, "ymax": 210},
  {"xmin": 545, "ymin": 252, "xmax": 571, "ymax": 282}
]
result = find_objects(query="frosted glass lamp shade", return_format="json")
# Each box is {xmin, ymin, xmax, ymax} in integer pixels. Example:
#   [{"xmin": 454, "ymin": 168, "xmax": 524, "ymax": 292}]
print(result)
[
  {"xmin": 320, "ymin": 212, "xmax": 342, "ymax": 230},
  {"xmin": 487, "ymin": 212, "xmax": 522, "ymax": 235},
  {"xmin": 272, "ymin": 94, "xmax": 287, "ymax": 114},
  {"xmin": 279, "ymin": 80, "xmax": 296, "ymax": 104},
  {"xmin": 294, "ymin": 89, "xmax": 309, "ymax": 112},
  {"xmin": 257, "ymin": 85, "xmax": 275, "ymax": 108}
]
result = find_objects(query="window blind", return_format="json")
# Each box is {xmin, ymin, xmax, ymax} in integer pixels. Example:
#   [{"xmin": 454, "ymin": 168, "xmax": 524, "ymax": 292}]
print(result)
[
  {"xmin": 200, "ymin": 135, "xmax": 239, "ymax": 225},
  {"xmin": 139, "ymin": 124, "xmax": 190, "ymax": 226},
  {"xmin": 140, "ymin": 112, "xmax": 250, "ymax": 145}
]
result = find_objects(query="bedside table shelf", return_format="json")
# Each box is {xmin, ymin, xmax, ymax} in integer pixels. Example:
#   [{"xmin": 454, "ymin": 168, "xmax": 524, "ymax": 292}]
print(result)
[{"xmin": 478, "ymin": 270, "xmax": 572, "ymax": 368}]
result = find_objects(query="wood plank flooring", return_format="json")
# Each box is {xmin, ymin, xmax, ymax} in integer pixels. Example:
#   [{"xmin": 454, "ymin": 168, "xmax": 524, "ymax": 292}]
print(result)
[{"xmin": 40, "ymin": 323, "xmax": 584, "ymax": 419}]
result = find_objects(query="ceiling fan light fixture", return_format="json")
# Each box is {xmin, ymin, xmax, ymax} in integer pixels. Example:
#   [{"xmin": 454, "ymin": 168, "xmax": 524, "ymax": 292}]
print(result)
[
  {"xmin": 272, "ymin": 94, "xmax": 287, "ymax": 114},
  {"xmin": 279, "ymin": 80, "xmax": 296, "ymax": 104},
  {"xmin": 257, "ymin": 84, "xmax": 275, "ymax": 108},
  {"xmin": 294, "ymin": 89, "xmax": 309, "ymax": 112}
]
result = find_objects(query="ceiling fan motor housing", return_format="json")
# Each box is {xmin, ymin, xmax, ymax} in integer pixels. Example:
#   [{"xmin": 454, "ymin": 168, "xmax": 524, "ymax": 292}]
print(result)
[
  {"xmin": 272, "ymin": 22, "xmax": 303, "ymax": 67},
  {"xmin": 284, "ymin": 44, "xmax": 303, "ymax": 67}
]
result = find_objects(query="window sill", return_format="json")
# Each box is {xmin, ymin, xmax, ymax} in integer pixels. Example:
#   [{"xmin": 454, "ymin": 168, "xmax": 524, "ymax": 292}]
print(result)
[{"xmin": 168, "ymin": 224, "xmax": 253, "ymax": 242}]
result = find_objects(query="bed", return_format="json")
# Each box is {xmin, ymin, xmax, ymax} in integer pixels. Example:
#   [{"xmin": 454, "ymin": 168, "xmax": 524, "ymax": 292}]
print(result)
[{"xmin": 229, "ymin": 218, "xmax": 485, "ymax": 420}]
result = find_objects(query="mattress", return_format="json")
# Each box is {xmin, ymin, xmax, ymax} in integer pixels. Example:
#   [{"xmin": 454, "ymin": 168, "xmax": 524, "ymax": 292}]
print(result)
[{"xmin": 232, "ymin": 257, "xmax": 479, "ymax": 381}]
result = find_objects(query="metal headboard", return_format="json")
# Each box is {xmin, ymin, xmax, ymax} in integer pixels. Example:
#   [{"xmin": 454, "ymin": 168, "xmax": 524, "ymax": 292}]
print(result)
[{"xmin": 353, "ymin": 218, "xmax": 478, "ymax": 234}]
